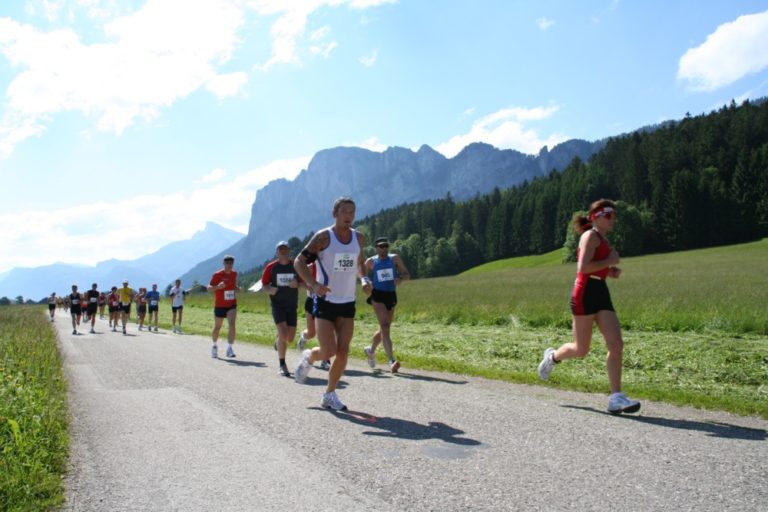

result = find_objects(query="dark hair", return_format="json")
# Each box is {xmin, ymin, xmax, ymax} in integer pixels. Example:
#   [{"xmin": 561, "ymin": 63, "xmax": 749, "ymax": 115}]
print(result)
[
  {"xmin": 572, "ymin": 199, "xmax": 616, "ymax": 234},
  {"xmin": 332, "ymin": 196, "xmax": 355, "ymax": 216}
]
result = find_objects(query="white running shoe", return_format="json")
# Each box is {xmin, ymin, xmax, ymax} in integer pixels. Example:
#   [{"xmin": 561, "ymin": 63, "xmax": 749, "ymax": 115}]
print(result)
[
  {"xmin": 177, "ymin": 327, "xmax": 182, "ymax": 334},
  {"xmin": 294, "ymin": 349, "xmax": 312, "ymax": 383},
  {"xmin": 211, "ymin": 344, "xmax": 218, "ymax": 359},
  {"xmin": 226, "ymin": 344, "xmax": 236, "ymax": 358},
  {"xmin": 607, "ymin": 393, "xmax": 641, "ymax": 415},
  {"xmin": 321, "ymin": 391, "xmax": 347, "ymax": 411},
  {"xmin": 319, "ymin": 360, "xmax": 331, "ymax": 371},
  {"xmin": 364, "ymin": 346, "xmax": 376, "ymax": 368},
  {"xmin": 172, "ymin": 326, "xmax": 177, "ymax": 333},
  {"xmin": 154, "ymin": 326, "xmax": 159, "ymax": 332},
  {"xmin": 537, "ymin": 348, "xmax": 556, "ymax": 380},
  {"xmin": 298, "ymin": 332, "xmax": 307, "ymax": 352},
  {"xmin": 390, "ymin": 360, "xmax": 401, "ymax": 373}
]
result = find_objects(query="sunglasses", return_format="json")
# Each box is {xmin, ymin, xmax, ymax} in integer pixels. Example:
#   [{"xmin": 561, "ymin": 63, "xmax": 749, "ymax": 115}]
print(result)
[{"xmin": 377, "ymin": 244, "xmax": 389, "ymax": 248}]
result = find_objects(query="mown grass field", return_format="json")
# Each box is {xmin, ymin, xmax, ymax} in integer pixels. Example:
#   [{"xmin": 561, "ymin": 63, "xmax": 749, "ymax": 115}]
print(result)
[{"xmin": 0, "ymin": 307, "xmax": 69, "ymax": 511}]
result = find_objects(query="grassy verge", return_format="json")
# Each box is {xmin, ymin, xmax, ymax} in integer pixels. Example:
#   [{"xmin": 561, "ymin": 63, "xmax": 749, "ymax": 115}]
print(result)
[{"xmin": 0, "ymin": 306, "xmax": 69, "ymax": 511}]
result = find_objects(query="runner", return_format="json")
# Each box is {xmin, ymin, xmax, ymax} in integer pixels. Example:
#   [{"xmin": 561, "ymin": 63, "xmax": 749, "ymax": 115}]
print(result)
[
  {"xmin": 146, "ymin": 284, "xmax": 161, "ymax": 332},
  {"xmin": 293, "ymin": 197, "xmax": 370, "ymax": 411},
  {"xmin": 80, "ymin": 290, "xmax": 89, "ymax": 324},
  {"xmin": 169, "ymin": 279, "xmax": 187, "ymax": 333},
  {"xmin": 48, "ymin": 292, "xmax": 57, "ymax": 321},
  {"xmin": 69, "ymin": 285, "xmax": 82, "ymax": 335},
  {"xmin": 207, "ymin": 255, "xmax": 240, "ymax": 359},
  {"xmin": 298, "ymin": 262, "xmax": 331, "ymax": 370},
  {"xmin": 107, "ymin": 286, "xmax": 120, "ymax": 331},
  {"xmin": 98, "ymin": 291, "xmax": 107, "ymax": 319},
  {"xmin": 262, "ymin": 241, "xmax": 303, "ymax": 377},
  {"xmin": 135, "ymin": 288, "xmax": 148, "ymax": 331},
  {"xmin": 118, "ymin": 280, "xmax": 134, "ymax": 335},
  {"xmin": 85, "ymin": 283, "xmax": 100, "ymax": 334},
  {"xmin": 537, "ymin": 199, "xmax": 641, "ymax": 415},
  {"xmin": 363, "ymin": 237, "xmax": 411, "ymax": 373}
]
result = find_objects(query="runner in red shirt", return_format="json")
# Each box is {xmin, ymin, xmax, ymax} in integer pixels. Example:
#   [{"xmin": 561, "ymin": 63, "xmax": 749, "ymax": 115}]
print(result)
[
  {"xmin": 537, "ymin": 199, "xmax": 640, "ymax": 415},
  {"xmin": 207, "ymin": 255, "xmax": 240, "ymax": 359}
]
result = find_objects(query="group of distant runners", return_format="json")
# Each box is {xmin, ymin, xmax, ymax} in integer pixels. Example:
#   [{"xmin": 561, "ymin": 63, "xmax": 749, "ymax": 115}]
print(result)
[
  {"xmin": 49, "ymin": 279, "xmax": 189, "ymax": 336},
  {"xmin": 51, "ymin": 195, "xmax": 640, "ymax": 416}
]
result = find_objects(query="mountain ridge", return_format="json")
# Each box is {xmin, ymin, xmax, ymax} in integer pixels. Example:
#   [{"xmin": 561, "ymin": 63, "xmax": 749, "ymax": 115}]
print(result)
[{"xmin": 180, "ymin": 139, "xmax": 604, "ymax": 285}]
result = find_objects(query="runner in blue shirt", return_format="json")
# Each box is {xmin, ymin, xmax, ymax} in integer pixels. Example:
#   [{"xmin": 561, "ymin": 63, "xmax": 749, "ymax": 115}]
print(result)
[
  {"xmin": 146, "ymin": 284, "xmax": 161, "ymax": 332},
  {"xmin": 363, "ymin": 237, "xmax": 410, "ymax": 372}
]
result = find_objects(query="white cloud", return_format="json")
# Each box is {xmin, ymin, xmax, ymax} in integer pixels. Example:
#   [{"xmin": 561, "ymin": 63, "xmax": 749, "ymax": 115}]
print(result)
[
  {"xmin": 0, "ymin": 1, "xmax": 245, "ymax": 157},
  {"xmin": 435, "ymin": 105, "xmax": 567, "ymax": 157},
  {"xmin": 350, "ymin": 0, "xmax": 397, "ymax": 8},
  {"xmin": 310, "ymin": 40, "xmax": 338, "ymax": 58},
  {"xmin": 0, "ymin": 155, "xmax": 310, "ymax": 273},
  {"xmin": 346, "ymin": 136, "xmax": 387, "ymax": 151},
  {"xmin": 678, "ymin": 10, "xmax": 768, "ymax": 92},
  {"xmin": 359, "ymin": 49, "xmax": 378, "ymax": 67},
  {"xmin": 199, "ymin": 168, "xmax": 227, "ymax": 184},
  {"xmin": 536, "ymin": 17, "xmax": 554, "ymax": 30},
  {"xmin": 462, "ymin": 107, "xmax": 476, "ymax": 116},
  {"xmin": 206, "ymin": 72, "xmax": 249, "ymax": 98},
  {"xmin": 310, "ymin": 25, "xmax": 331, "ymax": 41}
]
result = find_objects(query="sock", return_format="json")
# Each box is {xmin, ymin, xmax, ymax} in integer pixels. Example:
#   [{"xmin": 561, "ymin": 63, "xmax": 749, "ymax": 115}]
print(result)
[{"xmin": 279, "ymin": 358, "xmax": 286, "ymax": 365}]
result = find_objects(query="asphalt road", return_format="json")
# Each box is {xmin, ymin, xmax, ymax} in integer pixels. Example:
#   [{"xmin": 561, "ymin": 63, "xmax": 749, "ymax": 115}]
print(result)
[{"xmin": 57, "ymin": 315, "xmax": 767, "ymax": 511}]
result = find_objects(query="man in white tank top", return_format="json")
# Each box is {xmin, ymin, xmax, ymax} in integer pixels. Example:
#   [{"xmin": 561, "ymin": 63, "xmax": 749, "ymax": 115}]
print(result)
[{"xmin": 293, "ymin": 197, "xmax": 371, "ymax": 411}]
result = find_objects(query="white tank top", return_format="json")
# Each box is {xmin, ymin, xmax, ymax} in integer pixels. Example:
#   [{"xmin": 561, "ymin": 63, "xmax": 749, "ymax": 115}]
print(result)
[{"xmin": 317, "ymin": 227, "xmax": 360, "ymax": 304}]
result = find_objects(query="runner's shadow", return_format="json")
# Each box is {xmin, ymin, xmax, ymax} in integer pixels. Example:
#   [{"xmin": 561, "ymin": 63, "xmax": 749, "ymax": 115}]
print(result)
[
  {"xmin": 315, "ymin": 408, "xmax": 481, "ymax": 446},
  {"xmin": 221, "ymin": 359, "xmax": 267, "ymax": 368},
  {"xmin": 561, "ymin": 405, "xmax": 766, "ymax": 441},
  {"xmin": 391, "ymin": 372, "xmax": 468, "ymax": 385},
  {"xmin": 343, "ymin": 369, "xmax": 394, "ymax": 379},
  {"xmin": 301, "ymin": 377, "xmax": 349, "ymax": 389}
]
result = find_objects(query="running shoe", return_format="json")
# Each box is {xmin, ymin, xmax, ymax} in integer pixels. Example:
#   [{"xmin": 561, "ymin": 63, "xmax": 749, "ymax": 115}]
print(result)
[
  {"xmin": 138, "ymin": 326, "xmax": 143, "ymax": 331},
  {"xmin": 154, "ymin": 327, "xmax": 159, "ymax": 332},
  {"xmin": 279, "ymin": 363, "xmax": 291, "ymax": 377},
  {"xmin": 537, "ymin": 348, "xmax": 556, "ymax": 381},
  {"xmin": 226, "ymin": 345, "xmax": 236, "ymax": 358},
  {"xmin": 390, "ymin": 360, "xmax": 401, "ymax": 373},
  {"xmin": 72, "ymin": 329, "xmax": 77, "ymax": 335},
  {"xmin": 112, "ymin": 327, "xmax": 117, "ymax": 332},
  {"xmin": 177, "ymin": 327, "xmax": 183, "ymax": 334},
  {"xmin": 90, "ymin": 328, "xmax": 95, "ymax": 334},
  {"xmin": 364, "ymin": 346, "xmax": 376, "ymax": 368},
  {"xmin": 298, "ymin": 332, "xmax": 307, "ymax": 351},
  {"xmin": 319, "ymin": 360, "xmax": 331, "ymax": 371},
  {"xmin": 321, "ymin": 391, "xmax": 347, "ymax": 411},
  {"xmin": 122, "ymin": 327, "xmax": 126, "ymax": 335},
  {"xmin": 211, "ymin": 344, "xmax": 218, "ymax": 359},
  {"xmin": 607, "ymin": 393, "xmax": 641, "ymax": 415},
  {"xmin": 294, "ymin": 349, "xmax": 312, "ymax": 383}
]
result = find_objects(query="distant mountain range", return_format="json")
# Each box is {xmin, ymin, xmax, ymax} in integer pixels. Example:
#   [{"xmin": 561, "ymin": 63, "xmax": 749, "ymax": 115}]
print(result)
[
  {"xmin": 181, "ymin": 139, "xmax": 605, "ymax": 284},
  {"xmin": 0, "ymin": 222, "xmax": 243, "ymax": 300}
]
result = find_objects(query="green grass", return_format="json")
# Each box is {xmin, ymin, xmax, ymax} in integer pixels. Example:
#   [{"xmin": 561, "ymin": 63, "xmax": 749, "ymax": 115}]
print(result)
[
  {"xmin": 460, "ymin": 248, "xmax": 564, "ymax": 274},
  {"xmin": 0, "ymin": 306, "xmax": 69, "ymax": 512}
]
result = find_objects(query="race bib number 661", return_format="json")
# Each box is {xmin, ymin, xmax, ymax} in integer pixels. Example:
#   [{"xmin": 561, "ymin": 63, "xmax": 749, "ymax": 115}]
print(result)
[{"xmin": 333, "ymin": 253, "xmax": 356, "ymax": 272}]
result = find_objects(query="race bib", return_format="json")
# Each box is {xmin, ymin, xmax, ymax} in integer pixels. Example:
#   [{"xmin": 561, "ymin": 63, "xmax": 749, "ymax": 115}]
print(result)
[
  {"xmin": 90, "ymin": 297, "xmax": 98, "ymax": 303},
  {"xmin": 333, "ymin": 252, "xmax": 356, "ymax": 272},
  {"xmin": 150, "ymin": 300, "xmax": 158, "ymax": 306},
  {"xmin": 111, "ymin": 301, "xmax": 119, "ymax": 307},
  {"xmin": 276, "ymin": 273, "xmax": 294, "ymax": 286},
  {"xmin": 376, "ymin": 268, "xmax": 394, "ymax": 282},
  {"xmin": 224, "ymin": 290, "xmax": 235, "ymax": 301}
]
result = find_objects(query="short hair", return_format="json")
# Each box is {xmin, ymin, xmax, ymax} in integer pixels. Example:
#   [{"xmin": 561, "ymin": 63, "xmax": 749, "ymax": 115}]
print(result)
[{"xmin": 332, "ymin": 196, "xmax": 355, "ymax": 216}]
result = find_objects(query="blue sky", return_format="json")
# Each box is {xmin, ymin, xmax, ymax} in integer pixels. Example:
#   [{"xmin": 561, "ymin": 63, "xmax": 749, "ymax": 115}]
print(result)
[{"xmin": 1, "ymin": 0, "xmax": 768, "ymax": 273}]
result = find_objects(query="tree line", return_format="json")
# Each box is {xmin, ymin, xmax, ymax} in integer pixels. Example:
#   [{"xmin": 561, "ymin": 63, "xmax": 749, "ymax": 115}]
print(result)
[{"xmin": 237, "ymin": 98, "xmax": 767, "ymax": 282}]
